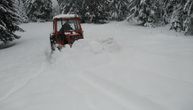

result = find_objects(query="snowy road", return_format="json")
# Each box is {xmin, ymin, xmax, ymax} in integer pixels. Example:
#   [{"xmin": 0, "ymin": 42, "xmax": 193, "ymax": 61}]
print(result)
[{"xmin": 0, "ymin": 22, "xmax": 193, "ymax": 110}]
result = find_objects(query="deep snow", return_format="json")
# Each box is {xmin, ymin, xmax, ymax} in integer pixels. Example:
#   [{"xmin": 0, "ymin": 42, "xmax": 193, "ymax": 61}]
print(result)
[{"xmin": 0, "ymin": 21, "xmax": 193, "ymax": 110}]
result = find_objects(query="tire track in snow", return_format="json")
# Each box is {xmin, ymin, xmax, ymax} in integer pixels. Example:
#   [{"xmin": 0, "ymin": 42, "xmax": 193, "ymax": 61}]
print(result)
[
  {"xmin": 0, "ymin": 59, "xmax": 46, "ymax": 103},
  {"xmin": 77, "ymin": 71, "xmax": 166, "ymax": 110}
]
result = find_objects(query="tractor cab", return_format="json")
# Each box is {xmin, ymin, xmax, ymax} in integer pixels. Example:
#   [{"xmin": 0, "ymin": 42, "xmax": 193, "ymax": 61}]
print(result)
[{"xmin": 50, "ymin": 14, "xmax": 83, "ymax": 51}]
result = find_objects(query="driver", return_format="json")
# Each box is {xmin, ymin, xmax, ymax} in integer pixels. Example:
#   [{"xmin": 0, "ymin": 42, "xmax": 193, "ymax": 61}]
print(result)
[
  {"xmin": 59, "ymin": 21, "xmax": 73, "ymax": 33},
  {"xmin": 58, "ymin": 21, "xmax": 73, "ymax": 49}
]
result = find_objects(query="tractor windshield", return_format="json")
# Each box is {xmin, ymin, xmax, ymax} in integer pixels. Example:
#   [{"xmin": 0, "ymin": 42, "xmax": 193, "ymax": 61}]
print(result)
[{"xmin": 57, "ymin": 19, "xmax": 80, "ymax": 32}]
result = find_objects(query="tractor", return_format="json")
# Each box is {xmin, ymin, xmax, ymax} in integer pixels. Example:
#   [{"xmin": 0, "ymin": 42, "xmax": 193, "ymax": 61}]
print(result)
[{"xmin": 50, "ymin": 14, "xmax": 84, "ymax": 51}]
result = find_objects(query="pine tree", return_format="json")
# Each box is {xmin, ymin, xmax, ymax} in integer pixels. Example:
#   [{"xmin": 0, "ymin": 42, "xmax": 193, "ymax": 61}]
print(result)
[
  {"xmin": 127, "ymin": 0, "xmax": 193, "ymax": 35},
  {"xmin": 169, "ymin": 0, "xmax": 185, "ymax": 31},
  {"xmin": 58, "ymin": 0, "xmax": 110, "ymax": 23},
  {"xmin": 51, "ymin": 0, "xmax": 60, "ymax": 17},
  {"xmin": 0, "ymin": 0, "xmax": 22, "ymax": 43},
  {"xmin": 182, "ymin": 0, "xmax": 193, "ymax": 35},
  {"xmin": 88, "ymin": 0, "xmax": 110, "ymax": 23},
  {"xmin": 58, "ymin": 0, "xmax": 74, "ymax": 14},
  {"xmin": 168, "ymin": 0, "xmax": 193, "ymax": 35},
  {"xmin": 24, "ymin": 0, "xmax": 53, "ymax": 22},
  {"xmin": 15, "ymin": 0, "xmax": 28, "ymax": 23},
  {"xmin": 128, "ymin": 0, "xmax": 165, "ymax": 27},
  {"xmin": 109, "ymin": 0, "xmax": 129, "ymax": 21}
]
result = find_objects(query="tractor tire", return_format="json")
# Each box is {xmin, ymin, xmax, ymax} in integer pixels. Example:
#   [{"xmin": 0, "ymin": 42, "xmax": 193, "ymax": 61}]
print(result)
[{"xmin": 50, "ymin": 36, "xmax": 55, "ymax": 51}]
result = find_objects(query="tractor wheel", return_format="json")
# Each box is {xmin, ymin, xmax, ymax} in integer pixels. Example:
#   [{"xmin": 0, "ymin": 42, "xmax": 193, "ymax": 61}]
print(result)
[{"xmin": 50, "ymin": 36, "xmax": 55, "ymax": 51}]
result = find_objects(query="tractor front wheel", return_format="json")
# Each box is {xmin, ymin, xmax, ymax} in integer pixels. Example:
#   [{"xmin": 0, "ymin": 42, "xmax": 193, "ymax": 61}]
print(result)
[{"xmin": 50, "ymin": 36, "xmax": 55, "ymax": 51}]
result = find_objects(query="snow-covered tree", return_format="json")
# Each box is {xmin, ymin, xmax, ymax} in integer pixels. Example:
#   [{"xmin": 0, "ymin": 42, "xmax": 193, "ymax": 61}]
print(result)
[
  {"xmin": 15, "ymin": 0, "xmax": 28, "ymax": 23},
  {"xmin": 127, "ymin": 0, "xmax": 193, "ymax": 35},
  {"xmin": 58, "ymin": 0, "xmax": 110, "ymax": 23},
  {"xmin": 181, "ymin": 0, "xmax": 193, "ymax": 35},
  {"xmin": 109, "ymin": 0, "xmax": 130, "ymax": 21},
  {"xmin": 58, "ymin": 0, "xmax": 73, "ymax": 14},
  {"xmin": 0, "ymin": 0, "xmax": 22, "ymax": 43},
  {"xmin": 128, "ymin": 0, "xmax": 165, "ymax": 27},
  {"xmin": 87, "ymin": 0, "xmax": 110, "ymax": 23},
  {"xmin": 24, "ymin": 0, "xmax": 53, "ymax": 22},
  {"xmin": 168, "ymin": 0, "xmax": 185, "ymax": 31},
  {"xmin": 168, "ymin": 0, "xmax": 193, "ymax": 35},
  {"xmin": 51, "ymin": 0, "xmax": 60, "ymax": 17}
]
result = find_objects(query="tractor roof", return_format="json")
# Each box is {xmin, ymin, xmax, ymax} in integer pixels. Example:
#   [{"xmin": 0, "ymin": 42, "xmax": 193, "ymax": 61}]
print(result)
[{"xmin": 53, "ymin": 14, "xmax": 80, "ymax": 19}]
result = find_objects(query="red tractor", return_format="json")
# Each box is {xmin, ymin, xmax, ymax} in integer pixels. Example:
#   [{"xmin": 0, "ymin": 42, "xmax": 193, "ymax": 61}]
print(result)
[{"xmin": 50, "ymin": 14, "xmax": 84, "ymax": 51}]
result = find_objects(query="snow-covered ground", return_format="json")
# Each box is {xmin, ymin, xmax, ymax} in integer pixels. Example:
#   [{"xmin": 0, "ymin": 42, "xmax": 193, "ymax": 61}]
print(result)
[{"xmin": 0, "ymin": 21, "xmax": 193, "ymax": 110}]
